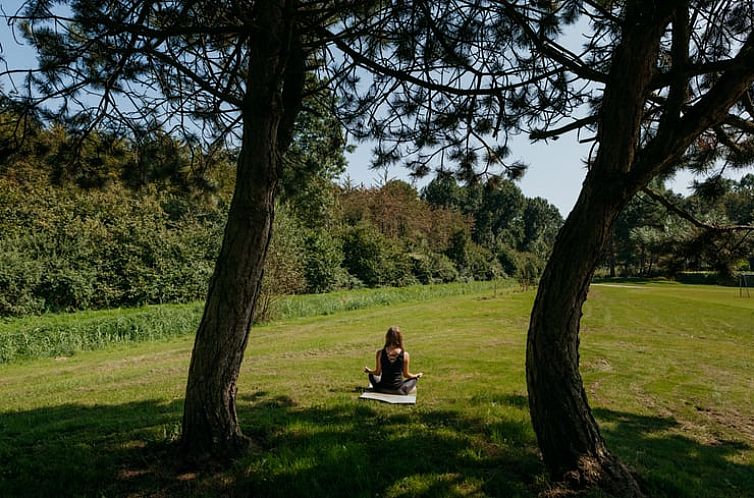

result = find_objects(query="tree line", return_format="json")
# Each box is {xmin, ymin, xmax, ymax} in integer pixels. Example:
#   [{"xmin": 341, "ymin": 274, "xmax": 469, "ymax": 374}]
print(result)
[
  {"xmin": 606, "ymin": 177, "xmax": 754, "ymax": 280},
  {"xmin": 0, "ymin": 118, "xmax": 563, "ymax": 317}
]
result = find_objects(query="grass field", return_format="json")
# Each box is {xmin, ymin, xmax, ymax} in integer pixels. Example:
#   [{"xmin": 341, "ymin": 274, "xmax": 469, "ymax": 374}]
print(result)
[{"xmin": 0, "ymin": 282, "xmax": 752, "ymax": 497}]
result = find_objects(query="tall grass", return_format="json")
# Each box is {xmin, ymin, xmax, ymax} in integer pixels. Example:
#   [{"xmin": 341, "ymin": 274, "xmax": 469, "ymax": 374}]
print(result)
[
  {"xmin": 274, "ymin": 279, "xmax": 506, "ymax": 318},
  {"xmin": 0, "ymin": 280, "xmax": 510, "ymax": 364}
]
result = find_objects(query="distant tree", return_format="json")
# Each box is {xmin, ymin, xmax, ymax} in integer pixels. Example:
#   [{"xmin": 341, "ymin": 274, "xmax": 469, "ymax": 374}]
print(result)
[
  {"xmin": 521, "ymin": 197, "xmax": 562, "ymax": 256},
  {"xmin": 341, "ymin": 220, "xmax": 393, "ymax": 287},
  {"xmin": 421, "ymin": 174, "xmax": 463, "ymax": 210},
  {"xmin": 473, "ymin": 179, "xmax": 526, "ymax": 247}
]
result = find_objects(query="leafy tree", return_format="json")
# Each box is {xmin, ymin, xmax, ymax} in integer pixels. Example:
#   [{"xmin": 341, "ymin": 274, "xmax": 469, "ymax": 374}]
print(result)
[
  {"xmin": 421, "ymin": 174, "xmax": 464, "ymax": 209},
  {"xmin": 521, "ymin": 197, "xmax": 562, "ymax": 256},
  {"xmin": 472, "ymin": 179, "xmax": 526, "ymax": 248},
  {"xmin": 341, "ymin": 220, "xmax": 393, "ymax": 287}
]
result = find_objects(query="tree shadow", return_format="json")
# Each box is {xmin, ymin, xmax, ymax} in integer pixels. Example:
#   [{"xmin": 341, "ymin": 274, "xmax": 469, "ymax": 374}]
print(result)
[
  {"xmin": 0, "ymin": 399, "xmax": 190, "ymax": 497},
  {"xmin": 0, "ymin": 392, "xmax": 543, "ymax": 497},
  {"xmin": 1, "ymin": 391, "xmax": 751, "ymax": 497},
  {"xmin": 236, "ymin": 391, "xmax": 543, "ymax": 498},
  {"xmin": 592, "ymin": 407, "xmax": 754, "ymax": 498},
  {"xmin": 482, "ymin": 394, "xmax": 754, "ymax": 497}
]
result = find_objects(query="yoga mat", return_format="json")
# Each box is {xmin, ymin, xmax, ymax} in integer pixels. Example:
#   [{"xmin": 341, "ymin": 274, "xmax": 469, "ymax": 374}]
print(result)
[{"xmin": 359, "ymin": 385, "xmax": 417, "ymax": 404}]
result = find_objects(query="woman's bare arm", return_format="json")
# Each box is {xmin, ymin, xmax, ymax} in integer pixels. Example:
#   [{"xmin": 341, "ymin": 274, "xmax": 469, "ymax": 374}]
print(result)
[
  {"xmin": 402, "ymin": 352, "xmax": 423, "ymax": 379},
  {"xmin": 364, "ymin": 349, "xmax": 382, "ymax": 375}
]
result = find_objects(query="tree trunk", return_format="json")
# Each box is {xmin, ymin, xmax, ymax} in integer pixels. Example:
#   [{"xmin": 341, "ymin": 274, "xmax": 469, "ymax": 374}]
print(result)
[
  {"xmin": 181, "ymin": 0, "xmax": 291, "ymax": 458},
  {"xmin": 526, "ymin": 175, "xmax": 643, "ymax": 497},
  {"xmin": 525, "ymin": 2, "xmax": 677, "ymax": 495},
  {"xmin": 608, "ymin": 233, "xmax": 617, "ymax": 278}
]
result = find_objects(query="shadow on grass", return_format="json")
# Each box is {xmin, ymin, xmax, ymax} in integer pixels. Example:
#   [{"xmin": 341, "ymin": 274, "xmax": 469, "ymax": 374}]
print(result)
[
  {"xmin": 593, "ymin": 408, "xmax": 754, "ymax": 498},
  {"xmin": 0, "ymin": 399, "xmax": 187, "ymax": 497},
  {"xmin": 236, "ymin": 391, "xmax": 543, "ymax": 498},
  {"xmin": 0, "ymin": 392, "xmax": 542, "ymax": 498},
  {"xmin": 494, "ymin": 393, "xmax": 753, "ymax": 497},
  {"xmin": 0, "ymin": 392, "xmax": 751, "ymax": 497}
]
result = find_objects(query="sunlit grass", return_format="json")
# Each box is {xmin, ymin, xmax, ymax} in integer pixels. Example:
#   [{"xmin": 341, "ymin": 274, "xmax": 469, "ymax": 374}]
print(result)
[{"xmin": 0, "ymin": 280, "xmax": 506, "ymax": 363}]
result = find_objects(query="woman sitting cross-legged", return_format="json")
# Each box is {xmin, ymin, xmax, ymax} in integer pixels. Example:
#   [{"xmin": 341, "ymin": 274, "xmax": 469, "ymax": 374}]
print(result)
[{"xmin": 363, "ymin": 326, "xmax": 423, "ymax": 395}]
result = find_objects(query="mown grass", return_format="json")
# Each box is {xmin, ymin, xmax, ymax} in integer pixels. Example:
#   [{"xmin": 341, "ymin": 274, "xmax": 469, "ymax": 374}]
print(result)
[
  {"xmin": 0, "ymin": 281, "xmax": 753, "ymax": 497},
  {"xmin": 0, "ymin": 280, "xmax": 504, "ymax": 364}
]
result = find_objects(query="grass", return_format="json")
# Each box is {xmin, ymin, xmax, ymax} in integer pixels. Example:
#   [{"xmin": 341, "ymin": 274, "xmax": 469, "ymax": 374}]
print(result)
[
  {"xmin": 0, "ymin": 281, "xmax": 753, "ymax": 497},
  {"xmin": 0, "ymin": 280, "xmax": 505, "ymax": 364}
]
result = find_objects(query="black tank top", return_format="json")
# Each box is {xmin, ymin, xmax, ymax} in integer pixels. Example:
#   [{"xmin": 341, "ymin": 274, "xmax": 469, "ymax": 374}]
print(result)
[{"xmin": 380, "ymin": 348, "xmax": 404, "ymax": 390}]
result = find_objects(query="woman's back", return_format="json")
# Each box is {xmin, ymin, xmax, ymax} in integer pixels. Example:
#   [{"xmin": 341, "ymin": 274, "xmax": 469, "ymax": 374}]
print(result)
[{"xmin": 379, "ymin": 348, "xmax": 404, "ymax": 389}]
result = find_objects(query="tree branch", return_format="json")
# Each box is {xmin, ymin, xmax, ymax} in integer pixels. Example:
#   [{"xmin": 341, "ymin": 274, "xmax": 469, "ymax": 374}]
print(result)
[
  {"xmin": 724, "ymin": 114, "xmax": 754, "ymax": 134},
  {"xmin": 642, "ymin": 187, "xmax": 754, "ymax": 232},
  {"xmin": 320, "ymin": 27, "xmax": 508, "ymax": 97},
  {"xmin": 529, "ymin": 115, "xmax": 597, "ymax": 141},
  {"xmin": 634, "ymin": 30, "xmax": 754, "ymax": 182},
  {"xmin": 497, "ymin": 0, "xmax": 608, "ymax": 83}
]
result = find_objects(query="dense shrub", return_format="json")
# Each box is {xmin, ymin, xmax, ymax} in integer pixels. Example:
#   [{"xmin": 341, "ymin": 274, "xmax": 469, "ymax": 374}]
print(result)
[
  {"xmin": 409, "ymin": 251, "xmax": 459, "ymax": 284},
  {"xmin": 342, "ymin": 221, "xmax": 393, "ymax": 287},
  {"xmin": 0, "ymin": 180, "xmax": 223, "ymax": 316},
  {"xmin": 302, "ymin": 228, "xmax": 344, "ymax": 293},
  {"xmin": 0, "ymin": 248, "xmax": 45, "ymax": 316},
  {"xmin": 463, "ymin": 243, "xmax": 502, "ymax": 281}
]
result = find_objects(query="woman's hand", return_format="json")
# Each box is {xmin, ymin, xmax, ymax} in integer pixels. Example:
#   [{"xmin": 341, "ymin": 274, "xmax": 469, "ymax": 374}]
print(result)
[
  {"xmin": 415, "ymin": 372, "xmax": 423, "ymax": 379},
  {"xmin": 363, "ymin": 366, "xmax": 371, "ymax": 374}
]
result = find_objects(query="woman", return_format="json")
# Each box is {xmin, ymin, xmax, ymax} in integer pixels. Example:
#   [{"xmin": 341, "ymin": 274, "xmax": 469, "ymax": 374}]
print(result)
[{"xmin": 363, "ymin": 326, "xmax": 423, "ymax": 395}]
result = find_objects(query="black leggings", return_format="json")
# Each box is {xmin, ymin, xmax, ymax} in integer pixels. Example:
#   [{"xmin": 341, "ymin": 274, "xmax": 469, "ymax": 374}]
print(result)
[{"xmin": 369, "ymin": 374, "xmax": 417, "ymax": 395}]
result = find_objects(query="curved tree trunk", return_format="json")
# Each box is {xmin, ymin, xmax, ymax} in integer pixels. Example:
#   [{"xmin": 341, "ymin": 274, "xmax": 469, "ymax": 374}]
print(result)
[
  {"xmin": 526, "ymin": 175, "xmax": 642, "ymax": 497},
  {"xmin": 525, "ymin": 2, "xmax": 677, "ymax": 496},
  {"xmin": 181, "ymin": 0, "xmax": 293, "ymax": 458}
]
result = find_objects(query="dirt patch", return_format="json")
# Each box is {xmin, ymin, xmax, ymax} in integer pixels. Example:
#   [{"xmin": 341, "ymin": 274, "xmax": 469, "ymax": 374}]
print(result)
[{"xmin": 703, "ymin": 407, "xmax": 754, "ymax": 443}]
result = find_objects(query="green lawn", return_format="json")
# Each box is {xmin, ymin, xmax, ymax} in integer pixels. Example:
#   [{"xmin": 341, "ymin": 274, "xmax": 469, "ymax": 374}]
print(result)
[{"xmin": 0, "ymin": 282, "xmax": 752, "ymax": 497}]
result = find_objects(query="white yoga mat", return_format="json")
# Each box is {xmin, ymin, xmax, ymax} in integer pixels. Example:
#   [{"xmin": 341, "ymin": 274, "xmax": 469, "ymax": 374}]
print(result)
[{"xmin": 359, "ymin": 385, "xmax": 417, "ymax": 404}]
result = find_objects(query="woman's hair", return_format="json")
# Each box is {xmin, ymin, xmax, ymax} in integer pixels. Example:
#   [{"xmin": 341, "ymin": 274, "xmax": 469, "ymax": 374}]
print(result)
[{"xmin": 384, "ymin": 326, "xmax": 404, "ymax": 349}]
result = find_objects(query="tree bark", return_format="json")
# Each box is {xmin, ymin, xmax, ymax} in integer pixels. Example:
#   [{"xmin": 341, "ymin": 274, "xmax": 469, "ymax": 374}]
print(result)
[{"xmin": 181, "ymin": 0, "xmax": 292, "ymax": 458}]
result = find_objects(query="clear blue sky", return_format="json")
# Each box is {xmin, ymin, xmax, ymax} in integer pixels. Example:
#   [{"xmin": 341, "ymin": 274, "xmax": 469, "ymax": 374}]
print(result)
[{"xmin": 0, "ymin": 2, "xmax": 742, "ymax": 216}]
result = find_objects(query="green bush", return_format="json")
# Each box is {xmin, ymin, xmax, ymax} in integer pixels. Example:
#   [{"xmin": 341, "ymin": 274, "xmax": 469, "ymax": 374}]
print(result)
[
  {"xmin": 342, "ymin": 221, "xmax": 393, "ymax": 287},
  {"xmin": 409, "ymin": 251, "xmax": 459, "ymax": 284},
  {"xmin": 496, "ymin": 243, "xmax": 522, "ymax": 278},
  {"xmin": 464, "ymin": 243, "xmax": 502, "ymax": 281},
  {"xmin": 0, "ymin": 180, "xmax": 224, "ymax": 316},
  {"xmin": 302, "ymin": 228, "xmax": 344, "ymax": 293},
  {"xmin": 0, "ymin": 248, "xmax": 45, "ymax": 316}
]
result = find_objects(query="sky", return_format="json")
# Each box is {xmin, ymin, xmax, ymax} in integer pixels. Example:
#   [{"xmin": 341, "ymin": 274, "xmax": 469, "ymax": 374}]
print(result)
[{"xmin": 0, "ymin": 2, "xmax": 743, "ymax": 217}]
